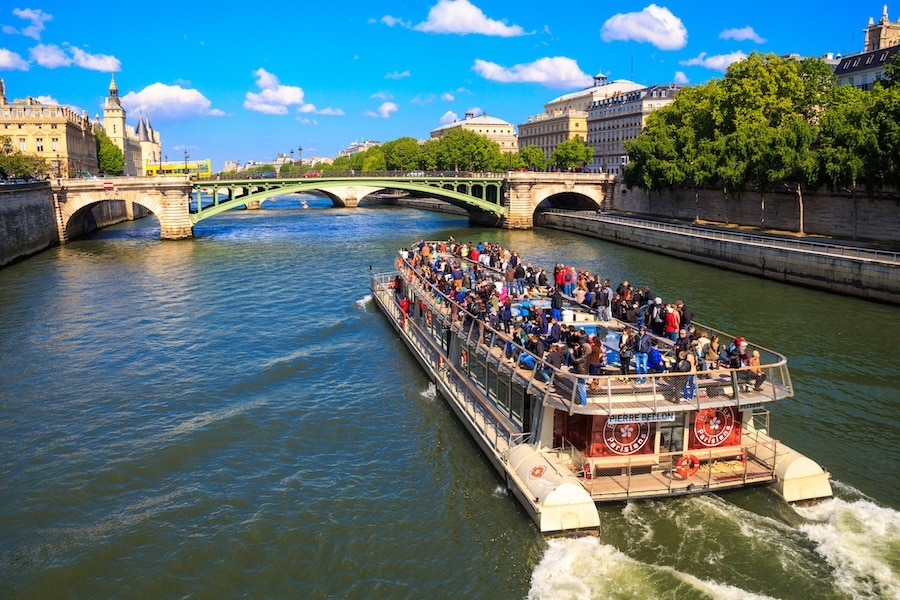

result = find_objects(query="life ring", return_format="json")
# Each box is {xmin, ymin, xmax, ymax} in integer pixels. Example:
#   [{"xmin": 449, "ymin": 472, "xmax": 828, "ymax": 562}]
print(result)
[
  {"xmin": 426, "ymin": 311, "xmax": 433, "ymax": 327},
  {"xmin": 676, "ymin": 454, "xmax": 700, "ymax": 479},
  {"xmin": 530, "ymin": 465, "xmax": 546, "ymax": 478},
  {"xmin": 460, "ymin": 349, "xmax": 468, "ymax": 367},
  {"xmin": 396, "ymin": 257, "xmax": 403, "ymax": 269},
  {"xmin": 739, "ymin": 448, "xmax": 747, "ymax": 464}
]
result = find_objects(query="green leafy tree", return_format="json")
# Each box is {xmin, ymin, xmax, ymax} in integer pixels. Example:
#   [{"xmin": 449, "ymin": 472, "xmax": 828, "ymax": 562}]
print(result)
[
  {"xmin": 817, "ymin": 84, "xmax": 874, "ymax": 191},
  {"xmin": 360, "ymin": 146, "xmax": 386, "ymax": 172},
  {"xmin": 96, "ymin": 129, "xmax": 124, "ymax": 175},
  {"xmin": 519, "ymin": 145, "xmax": 547, "ymax": 171},
  {"xmin": 550, "ymin": 136, "xmax": 593, "ymax": 171},
  {"xmin": 0, "ymin": 135, "xmax": 47, "ymax": 179},
  {"xmin": 382, "ymin": 137, "xmax": 422, "ymax": 171},
  {"xmin": 435, "ymin": 128, "xmax": 501, "ymax": 171}
]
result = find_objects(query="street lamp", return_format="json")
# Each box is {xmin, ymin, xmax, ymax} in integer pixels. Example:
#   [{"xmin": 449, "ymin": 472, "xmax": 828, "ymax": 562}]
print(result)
[
  {"xmin": 297, "ymin": 146, "xmax": 303, "ymax": 166},
  {"xmin": 184, "ymin": 150, "xmax": 189, "ymax": 177},
  {"xmin": 290, "ymin": 148, "xmax": 294, "ymax": 164}
]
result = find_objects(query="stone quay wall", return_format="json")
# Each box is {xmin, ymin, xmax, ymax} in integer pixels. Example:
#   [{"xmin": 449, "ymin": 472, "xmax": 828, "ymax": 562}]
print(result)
[
  {"xmin": 612, "ymin": 186, "xmax": 900, "ymax": 245},
  {"xmin": 538, "ymin": 212, "xmax": 900, "ymax": 305},
  {"xmin": 0, "ymin": 183, "xmax": 58, "ymax": 267}
]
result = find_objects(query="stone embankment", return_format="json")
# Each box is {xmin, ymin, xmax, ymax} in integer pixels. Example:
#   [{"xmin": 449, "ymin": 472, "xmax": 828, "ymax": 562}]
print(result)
[{"xmin": 537, "ymin": 211, "xmax": 900, "ymax": 306}]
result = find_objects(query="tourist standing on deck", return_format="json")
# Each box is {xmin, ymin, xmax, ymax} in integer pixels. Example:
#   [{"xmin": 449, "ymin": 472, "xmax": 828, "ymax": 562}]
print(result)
[
  {"xmin": 618, "ymin": 329, "xmax": 635, "ymax": 379},
  {"xmin": 635, "ymin": 327, "xmax": 652, "ymax": 383}
]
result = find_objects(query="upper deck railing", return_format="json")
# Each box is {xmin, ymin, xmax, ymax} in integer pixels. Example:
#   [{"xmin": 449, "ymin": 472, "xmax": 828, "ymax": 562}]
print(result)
[{"xmin": 382, "ymin": 243, "xmax": 793, "ymax": 416}]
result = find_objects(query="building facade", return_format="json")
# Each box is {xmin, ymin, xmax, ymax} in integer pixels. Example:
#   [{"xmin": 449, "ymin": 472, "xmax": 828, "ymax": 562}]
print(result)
[
  {"xmin": 835, "ymin": 6, "xmax": 900, "ymax": 89},
  {"xmin": 93, "ymin": 75, "xmax": 161, "ymax": 176},
  {"xmin": 517, "ymin": 73, "xmax": 643, "ymax": 162},
  {"xmin": 587, "ymin": 84, "xmax": 679, "ymax": 175},
  {"xmin": 429, "ymin": 112, "xmax": 518, "ymax": 153},
  {"xmin": 0, "ymin": 79, "xmax": 97, "ymax": 178}
]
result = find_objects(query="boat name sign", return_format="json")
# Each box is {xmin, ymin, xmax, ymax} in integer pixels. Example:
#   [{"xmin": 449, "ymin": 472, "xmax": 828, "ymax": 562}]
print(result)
[{"xmin": 608, "ymin": 412, "xmax": 676, "ymax": 424}]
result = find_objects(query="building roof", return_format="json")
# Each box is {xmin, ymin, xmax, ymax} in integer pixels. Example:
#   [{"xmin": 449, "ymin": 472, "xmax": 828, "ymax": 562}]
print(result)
[
  {"xmin": 430, "ymin": 112, "xmax": 513, "ymax": 134},
  {"xmin": 835, "ymin": 45, "xmax": 900, "ymax": 77}
]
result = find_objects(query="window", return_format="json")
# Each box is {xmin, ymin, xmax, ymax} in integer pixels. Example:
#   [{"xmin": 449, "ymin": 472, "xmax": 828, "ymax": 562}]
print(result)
[
  {"xmin": 18, "ymin": 138, "xmax": 26, "ymax": 151},
  {"xmin": 51, "ymin": 137, "xmax": 58, "ymax": 151},
  {"xmin": 36, "ymin": 138, "xmax": 43, "ymax": 152}
]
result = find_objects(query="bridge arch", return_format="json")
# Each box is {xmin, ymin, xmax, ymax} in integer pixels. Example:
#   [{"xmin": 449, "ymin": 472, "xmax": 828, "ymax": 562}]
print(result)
[{"xmin": 59, "ymin": 189, "xmax": 163, "ymax": 241}]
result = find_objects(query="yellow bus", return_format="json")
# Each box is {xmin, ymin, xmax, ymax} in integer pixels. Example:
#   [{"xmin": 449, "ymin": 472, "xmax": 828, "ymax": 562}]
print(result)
[{"xmin": 145, "ymin": 158, "xmax": 212, "ymax": 180}]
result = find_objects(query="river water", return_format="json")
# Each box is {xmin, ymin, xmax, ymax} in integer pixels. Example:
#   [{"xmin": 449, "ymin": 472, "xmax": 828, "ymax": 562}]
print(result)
[{"xmin": 0, "ymin": 195, "xmax": 897, "ymax": 599}]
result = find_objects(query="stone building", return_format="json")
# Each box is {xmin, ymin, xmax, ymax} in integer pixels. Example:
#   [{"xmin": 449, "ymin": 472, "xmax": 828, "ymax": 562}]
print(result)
[
  {"xmin": 429, "ymin": 112, "xmax": 518, "ymax": 153},
  {"xmin": 0, "ymin": 79, "xmax": 97, "ymax": 178},
  {"xmin": 587, "ymin": 84, "xmax": 679, "ymax": 176},
  {"xmin": 517, "ymin": 73, "xmax": 643, "ymax": 162},
  {"xmin": 93, "ymin": 75, "xmax": 161, "ymax": 176},
  {"xmin": 835, "ymin": 5, "xmax": 900, "ymax": 90}
]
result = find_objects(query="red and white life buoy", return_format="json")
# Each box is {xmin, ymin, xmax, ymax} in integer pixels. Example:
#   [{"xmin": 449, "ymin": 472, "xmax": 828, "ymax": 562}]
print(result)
[
  {"xmin": 530, "ymin": 465, "xmax": 546, "ymax": 479},
  {"xmin": 676, "ymin": 454, "xmax": 700, "ymax": 479},
  {"xmin": 739, "ymin": 448, "xmax": 747, "ymax": 464},
  {"xmin": 460, "ymin": 349, "xmax": 468, "ymax": 367}
]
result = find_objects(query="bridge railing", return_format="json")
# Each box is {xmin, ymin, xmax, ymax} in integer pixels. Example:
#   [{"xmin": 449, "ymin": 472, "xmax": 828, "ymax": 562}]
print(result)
[{"xmin": 210, "ymin": 170, "xmax": 507, "ymax": 181}]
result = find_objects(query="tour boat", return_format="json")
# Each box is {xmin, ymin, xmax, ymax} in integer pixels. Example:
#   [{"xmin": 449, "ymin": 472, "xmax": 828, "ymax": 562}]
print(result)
[{"xmin": 370, "ymin": 242, "xmax": 833, "ymax": 534}]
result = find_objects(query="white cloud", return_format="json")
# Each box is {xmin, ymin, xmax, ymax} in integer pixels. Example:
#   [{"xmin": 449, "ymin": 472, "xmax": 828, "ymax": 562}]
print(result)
[
  {"xmin": 317, "ymin": 107, "xmax": 344, "ymax": 116},
  {"xmin": 70, "ymin": 47, "xmax": 120, "ymax": 71},
  {"xmin": 674, "ymin": 71, "xmax": 689, "ymax": 85},
  {"xmin": 33, "ymin": 94, "xmax": 58, "ymax": 104},
  {"xmin": 679, "ymin": 51, "xmax": 747, "ymax": 72},
  {"xmin": 381, "ymin": 15, "xmax": 410, "ymax": 28},
  {"xmin": 364, "ymin": 102, "xmax": 398, "ymax": 118},
  {"xmin": 413, "ymin": 0, "xmax": 528, "ymax": 37},
  {"xmin": 441, "ymin": 92, "xmax": 455, "ymax": 101},
  {"xmin": 472, "ymin": 56, "xmax": 593, "ymax": 89},
  {"xmin": 372, "ymin": 91, "xmax": 393, "ymax": 100},
  {"xmin": 600, "ymin": 4, "xmax": 687, "ymax": 50},
  {"xmin": 0, "ymin": 48, "xmax": 29, "ymax": 70},
  {"xmin": 439, "ymin": 110, "xmax": 458, "ymax": 124},
  {"xmin": 719, "ymin": 26, "xmax": 766, "ymax": 44},
  {"xmin": 385, "ymin": 70, "xmax": 410, "ymax": 79},
  {"xmin": 244, "ymin": 68, "xmax": 316, "ymax": 115},
  {"xmin": 28, "ymin": 43, "xmax": 120, "ymax": 71},
  {"xmin": 121, "ymin": 83, "xmax": 225, "ymax": 122},
  {"xmin": 5, "ymin": 8, "xmax": 52, "ymax": 40}
]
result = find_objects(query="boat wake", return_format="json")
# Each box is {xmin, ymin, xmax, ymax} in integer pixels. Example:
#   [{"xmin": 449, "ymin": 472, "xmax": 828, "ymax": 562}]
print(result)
[
  {"xmin": 355, "ymin": 294, "xmax": 373, "ymax": 309},
  {"xmin": 528, "ymin": 536, "xmax": 777, "ymax": 600},
  {"xmin": 794, "ymin": 487, "xmax": 900, "ymax": 599},
  {"xmin": 527, "ymin": 489, "xmax": 899, "ymax": 599},
  {"xmin": 420, "ymin": 383, "xmax": 438, "ymax": 401}
]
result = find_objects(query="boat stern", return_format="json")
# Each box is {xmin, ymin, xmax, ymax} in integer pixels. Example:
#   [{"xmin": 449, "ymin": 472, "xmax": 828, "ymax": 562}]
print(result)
[{"xmin": 772, "ymin": 442, "xmax": 833, "ymax": 503}]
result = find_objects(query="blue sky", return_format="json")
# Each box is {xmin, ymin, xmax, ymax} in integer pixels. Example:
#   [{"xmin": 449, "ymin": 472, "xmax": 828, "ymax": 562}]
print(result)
[{"xmin": 0, "ymin": 1, "xmax": 886, "ymax": 171}]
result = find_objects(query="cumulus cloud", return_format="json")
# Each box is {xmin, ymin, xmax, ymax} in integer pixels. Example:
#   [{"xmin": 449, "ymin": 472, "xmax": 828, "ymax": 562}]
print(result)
[
  {"xmin": 244, "ymin": 68, "xmax": 316, "ymax": 115},
  {"xmin": 719, "ymin": 26, "xmax": 766, "ymax": 44},
  {"xmin": 385, "ymin": 69, "xmax": 410, "ymax": 79},
  {"xmin": 441, "ymin": 92, "xmax": 455, "ymax": 101},
  {"xmin": 28, "ymin": 43, "xmax": 120, "ymax": 71},
  {"xmin": 3, "ymin": 8, "xmax": 52, "ymax": 40},
  {"xmin": 372, "ymin": 91, "xmax": 393, "ymax": 100},
  {"xmin": 413, "ymin": 0, "xmax": 528, "ymax": 36},
  {"xmin": 317, "ymin": 107, "xmax": 344, "ymax": 116},
  {"xmin": 600, "ymin": 4, "xmax": 687, "ymax": 50},
  {"xmin": 679, "ymin": 51, "xmax": 747, "ymax": 71},
  {"xmin": 0, "ymin": 48, "xmax": 29, "ymax": 70},
  {"xmin": 439, "ymin": 110, "xmax": 458, "ymax": 124},
  {"xmin": 122, "ymin": 83, "xmax": 225, "ymax": 122},
  {"xmin": 364, "ymin": 102, "xmax": 398, "ymax": 118},
  {"xmin": 411, "ymin": 94, "xmax": 436, "ymax": 105},
  {"xmin": 674, "ymin": 71, "xmax": 689, "ymax": 85},
  {"xmin": 472, "ymin": 56, "xmax": 593, "ymax": 89}
]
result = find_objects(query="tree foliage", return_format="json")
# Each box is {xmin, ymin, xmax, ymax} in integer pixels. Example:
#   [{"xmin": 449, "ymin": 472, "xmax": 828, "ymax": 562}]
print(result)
[
  {"xmin": 0, "ymin": 136, "xmax": 47, "ymax": 179},
  {"xmin": 550, "ymin": 136, "xmax": 593, "ymax": 171},
  {"xmin": 624, "ymin": 51, "xmax": 900, "ymax": 195},
  {"xmin": 96, "ymin": 129, "xmax": 125, "ymax": 175}
]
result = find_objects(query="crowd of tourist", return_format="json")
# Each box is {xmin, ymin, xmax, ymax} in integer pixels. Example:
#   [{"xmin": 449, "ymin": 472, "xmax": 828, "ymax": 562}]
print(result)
[{"xmin": 398, "ymin": 238, "xmax": 768, "ymax": 404}]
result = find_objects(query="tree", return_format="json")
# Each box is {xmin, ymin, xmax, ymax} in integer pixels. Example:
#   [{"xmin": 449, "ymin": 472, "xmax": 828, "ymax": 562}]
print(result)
[
  {"xmin": 435, "ymin": 128, "xmax": 502, "ymax": 171},
  {"xmin": 550, "ymin": 136, "xmax": 593, "ymax": 171},
  {"xmin": 519, "ymin": 145, "xmax": 546, "ymax": 171},
  {"xmin": 0, "ymin": 135, "xmax": 47, "ymax": 179},
  {"xmin": 382, "ymin": 137, "xmax": 422, "ymax": 171},
  {"xmin": 96, "ymin": 129, "xmax": 124, "ymax": 175}
]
